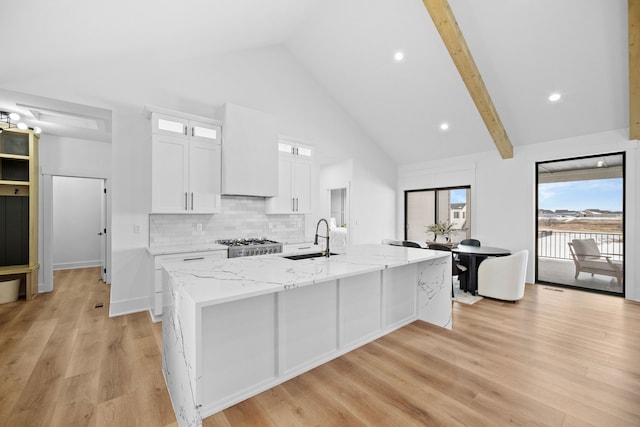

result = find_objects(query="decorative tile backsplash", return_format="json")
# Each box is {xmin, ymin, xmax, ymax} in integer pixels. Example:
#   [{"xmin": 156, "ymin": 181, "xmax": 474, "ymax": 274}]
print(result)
[{"xmin": 149, "ymin": 196, "xmax": 305, "ymax": 248}]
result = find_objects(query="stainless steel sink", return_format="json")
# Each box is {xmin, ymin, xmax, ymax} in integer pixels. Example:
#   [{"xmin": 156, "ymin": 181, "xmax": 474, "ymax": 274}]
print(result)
[{"xmin": 283, "ymin": 252, "xmax": 338, "ymax": 260}]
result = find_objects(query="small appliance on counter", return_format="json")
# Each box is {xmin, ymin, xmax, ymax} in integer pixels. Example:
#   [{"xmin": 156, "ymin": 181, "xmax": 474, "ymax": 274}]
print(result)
[{"xmin": 216, "ymin": 238, "xmax": 283, "ymax": 258}]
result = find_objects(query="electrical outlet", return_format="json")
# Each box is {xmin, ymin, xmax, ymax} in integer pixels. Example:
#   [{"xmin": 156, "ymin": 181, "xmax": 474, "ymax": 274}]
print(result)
[
  {"xmin": 134, "ymin": 224, "xmax": 141, "ymax": 234},
  {"xmin": 196, "ymin": 224, "xmax": 203, "ymax": 232}
]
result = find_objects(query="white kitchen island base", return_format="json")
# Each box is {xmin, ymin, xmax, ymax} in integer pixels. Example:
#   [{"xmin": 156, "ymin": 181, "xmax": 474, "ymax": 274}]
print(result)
[{"xmin": 162, "ymin": 245, "xmax": 451, "ymax": 427}]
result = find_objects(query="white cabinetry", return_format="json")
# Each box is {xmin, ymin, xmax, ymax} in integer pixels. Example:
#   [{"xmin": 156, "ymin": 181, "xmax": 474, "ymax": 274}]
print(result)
[
  {"xmin": 266, "ymin": 141, "xmax": 312, "ymax": 214},
  {"xmin": 150, "ymin": 249, "xmax": 227, "ymax": 320},
  {"xmin": 149, "ymin": 111, "xmax": 222, "ymax": 214}
]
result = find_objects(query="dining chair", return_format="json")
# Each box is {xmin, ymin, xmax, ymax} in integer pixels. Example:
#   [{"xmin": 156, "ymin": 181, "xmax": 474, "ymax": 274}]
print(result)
[
  {"xmin": 458, "ymin": 239, "xmax": 481, "ymax": 270},
  {"xmin": 402, "ymin": 240, "xmax": 428, "ymax": 249},
  {"xmin": 381, "ymin": 238, "xmax": 403, "ymax": 246},
  {"xmin": 477, "ymin": 250, "xmax": 528, "ymax": 301},
  {"xmin": 427, "ymin": 243, "xmax": 468, "ymax": 296}
]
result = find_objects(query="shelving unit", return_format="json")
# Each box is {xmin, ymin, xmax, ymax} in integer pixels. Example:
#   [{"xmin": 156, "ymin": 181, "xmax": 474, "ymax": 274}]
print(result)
[{"xmin": 0, "ymin": 128, "xmax": 39, "ymax": 300}]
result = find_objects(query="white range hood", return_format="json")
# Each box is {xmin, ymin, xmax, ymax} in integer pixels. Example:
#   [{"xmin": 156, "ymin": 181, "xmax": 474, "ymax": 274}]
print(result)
[{"xmin": 216, "ymin": 103, "xmax": 278, "ymax": 197}]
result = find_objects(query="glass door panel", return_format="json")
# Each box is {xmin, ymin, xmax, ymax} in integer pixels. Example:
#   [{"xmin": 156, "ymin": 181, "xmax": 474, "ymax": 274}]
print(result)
[{"xmin": 536, "ymin": 153, "xmax": 624, "ymax": 295}]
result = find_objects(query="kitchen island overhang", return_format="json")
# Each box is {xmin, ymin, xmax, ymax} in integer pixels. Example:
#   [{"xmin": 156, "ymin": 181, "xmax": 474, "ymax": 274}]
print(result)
[{"xmin": 162, "ymin": 244, "xmax": 452, "ymax": 427}]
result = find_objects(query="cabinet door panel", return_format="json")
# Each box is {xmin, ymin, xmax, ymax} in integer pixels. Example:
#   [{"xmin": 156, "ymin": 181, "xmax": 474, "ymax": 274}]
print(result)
[
  {"xmin": 293, "ymin": 159, "xmax": 312, "ymax": 213},
  {"xmin": 152, "ymin": 113, "xmax": 188, "ymax": 137},
  {"xmin": 189, "ymin": 141, "xmax": 221, "ymax": 213},
  {"xmin": 190, "ymin": 121, "xmax": 220, "ymax": 143},
  {"xmin": 152, "ymin": 137, "xmax": 189, "ymax": 213},
  {"xmin": 266, "ymin": 154, "xmax": 294, "ymax": 213}
]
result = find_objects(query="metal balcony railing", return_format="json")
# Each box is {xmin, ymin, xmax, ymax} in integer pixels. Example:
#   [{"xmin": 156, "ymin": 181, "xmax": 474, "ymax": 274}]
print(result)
[{"xmin": 537, "ymin": 231, "xmax": 624, "ymax": 261}]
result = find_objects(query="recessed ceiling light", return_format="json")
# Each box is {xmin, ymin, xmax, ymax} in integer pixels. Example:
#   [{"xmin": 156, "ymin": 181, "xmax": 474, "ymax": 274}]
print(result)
[
  {"xmin": 9, "ymin": 112, "xmax": 20, "ymax": 121},
  {"xmin": 440, "ymin": 122, "xmax": 449, "ymax": 131},
  {"xmin": 394, "ymin": 51, "xmax": 404, "ymax": 62},
  {"xmin": 17, "ymin": 122, "xmax": 28, "ymax": 130},
  {"xmin": 548, "ymin": 93, "xmax": 561, "ymax": 102},
  {"xmin": 597, "ymin": 160, "xmax": 604, "ymax": 167},
  {"xmin": 34, "ymin": 126, "xmax": 42, "ymax": 134}
]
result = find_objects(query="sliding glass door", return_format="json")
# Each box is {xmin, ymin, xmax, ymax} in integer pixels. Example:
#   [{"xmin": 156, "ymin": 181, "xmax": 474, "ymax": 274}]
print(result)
[
  {"xmin": 536, "ymin": 153, "xmax": 625, "ymax": 295},
  {"xmin": 405, "ymin": 187, "xmax": 470, "ymax": 244}
]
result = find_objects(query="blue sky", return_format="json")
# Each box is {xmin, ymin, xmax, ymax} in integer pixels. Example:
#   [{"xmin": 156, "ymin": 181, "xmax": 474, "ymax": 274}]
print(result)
[
  {"xmin": 451, "ymin": 189, "xmax": 466, "ymax": 203},
  {"xmin": 538, "ymin": 178, "xmax": 623, "ymax": 211}
]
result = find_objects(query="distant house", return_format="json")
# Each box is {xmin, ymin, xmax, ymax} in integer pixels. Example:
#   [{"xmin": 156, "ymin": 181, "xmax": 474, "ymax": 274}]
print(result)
[{"xmin": 450, "ymin": 203, "xmax": 467, "ymax": 229}]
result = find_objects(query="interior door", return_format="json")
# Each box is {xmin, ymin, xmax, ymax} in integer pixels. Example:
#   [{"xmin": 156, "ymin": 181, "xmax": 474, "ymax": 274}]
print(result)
[{"xmin": 100, "ymin": 180, "xmax": 107, "ymax": 282}]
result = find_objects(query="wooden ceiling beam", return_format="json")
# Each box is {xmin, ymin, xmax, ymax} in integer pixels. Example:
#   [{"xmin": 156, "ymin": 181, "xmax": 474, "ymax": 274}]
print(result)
[
  {"xmin": 422, "ymin": 0, "xmax": 513, "ymax": 159},
  {"xmin": 630, "ymin": 0, "xmax": 640, "ymax": 140}
]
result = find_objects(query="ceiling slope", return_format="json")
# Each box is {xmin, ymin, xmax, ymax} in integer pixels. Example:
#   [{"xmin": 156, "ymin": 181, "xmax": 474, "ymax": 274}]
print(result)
[
  {"xmin": 422, "ymin": 0, "xmax": 513, "ymax": 159},
  {"xmin": 288, "ymin": 0, "xmax": 628, "ymax": 165}
]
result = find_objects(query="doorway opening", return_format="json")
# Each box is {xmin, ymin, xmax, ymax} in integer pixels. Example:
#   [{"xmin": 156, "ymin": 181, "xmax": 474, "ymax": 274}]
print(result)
[
  {"xmin": 535, "ymin": 153, "xmax": 624, "ymax": 295},
  {"xmin": 42, "ymin": 172, "xmax": 111, "ymax": 293},
  {"xmin": 328, "ymin": 187, "xmax": 349, "ymax": 248}
]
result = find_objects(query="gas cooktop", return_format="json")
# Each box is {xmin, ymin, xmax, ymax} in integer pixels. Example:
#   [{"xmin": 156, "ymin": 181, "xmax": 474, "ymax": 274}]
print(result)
[{"xmin": 217, "ymin": 238, "xmax": 283, "ymax": 258}]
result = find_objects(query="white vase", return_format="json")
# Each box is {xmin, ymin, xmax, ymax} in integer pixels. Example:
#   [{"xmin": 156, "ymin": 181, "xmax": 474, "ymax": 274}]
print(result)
[{"xmin": 435, "ymin": 234, "xmax": 448, "ymax": 243}]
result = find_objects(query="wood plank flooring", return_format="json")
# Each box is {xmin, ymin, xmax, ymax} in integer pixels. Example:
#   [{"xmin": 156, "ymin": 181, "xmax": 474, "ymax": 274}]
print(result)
[{"xmin": 1, "ymin": 268, "xmax": 639, "ymax": 426}]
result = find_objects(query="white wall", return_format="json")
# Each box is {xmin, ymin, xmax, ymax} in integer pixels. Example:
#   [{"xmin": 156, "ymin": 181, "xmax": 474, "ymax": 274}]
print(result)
[
  {"xmin": 3, "ymin": 45, "xmax": 397, "ymax": 316},
  {"xmin": 52, "ymin": 176, "xmax": 102, "ymax": 269},
  {"xmin": 397, "ymin": 129, "xmax": 638, "ymax": 302}
]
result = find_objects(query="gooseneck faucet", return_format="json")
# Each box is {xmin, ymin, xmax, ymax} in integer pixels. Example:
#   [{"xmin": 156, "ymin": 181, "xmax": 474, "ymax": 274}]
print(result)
[{"xmin": 314, "ymin": 218, "xmax": 331, "ymax": 257}]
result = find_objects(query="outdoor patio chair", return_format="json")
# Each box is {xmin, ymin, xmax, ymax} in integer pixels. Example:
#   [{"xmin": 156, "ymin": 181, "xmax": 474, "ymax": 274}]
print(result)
[{"xmin": 568, "ymin": 239, "xmax": 622, "ymax": 286}]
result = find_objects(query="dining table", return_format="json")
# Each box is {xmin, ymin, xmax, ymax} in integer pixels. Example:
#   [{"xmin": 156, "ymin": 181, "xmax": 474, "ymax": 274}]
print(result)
[{"xmin": 451, "ymin": 244, "xmax": 511, "ymax": 295}]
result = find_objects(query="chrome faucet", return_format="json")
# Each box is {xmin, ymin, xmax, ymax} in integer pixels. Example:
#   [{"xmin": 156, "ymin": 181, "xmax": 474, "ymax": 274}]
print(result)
[{"xmin": 314, "ymin": 218, "xmax": 331, "ymax": 257}]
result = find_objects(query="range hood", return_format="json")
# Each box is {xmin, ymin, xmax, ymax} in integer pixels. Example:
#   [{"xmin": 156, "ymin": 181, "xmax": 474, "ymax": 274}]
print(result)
[{"xmin": 216, "ymin": 103, "xmax": 278, "ymax": 197}]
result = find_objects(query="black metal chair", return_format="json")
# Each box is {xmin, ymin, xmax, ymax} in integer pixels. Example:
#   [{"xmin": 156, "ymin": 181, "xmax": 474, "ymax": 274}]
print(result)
[
  {"xmin": 427, "ymin": 244, "xmax": 468, "ymax": 296},
  {"xmin": 402, "ymin": 240, "xmax": 427, "ymax": 249},
  {"xmin": 458, "ymin": 239, "xmax": 481, "ymax": 273}
]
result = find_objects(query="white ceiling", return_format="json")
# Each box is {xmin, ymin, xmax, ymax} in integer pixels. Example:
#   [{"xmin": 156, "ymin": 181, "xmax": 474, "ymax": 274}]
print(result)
[{"xmin": 1, "ymin": 0, "xmax": 629, "ymax": 164}]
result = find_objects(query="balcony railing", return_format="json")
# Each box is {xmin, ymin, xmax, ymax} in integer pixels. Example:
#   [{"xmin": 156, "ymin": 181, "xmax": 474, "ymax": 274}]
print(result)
[{"xmin": 537, "ymin": 230, "xmax": 623, "ymax": 261}]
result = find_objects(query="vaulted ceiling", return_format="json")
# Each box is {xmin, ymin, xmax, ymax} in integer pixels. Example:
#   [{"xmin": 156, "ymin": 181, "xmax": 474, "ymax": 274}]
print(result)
[{"xmin": 1, "ymin": 0, "xmax": 632, "ymax": 165}]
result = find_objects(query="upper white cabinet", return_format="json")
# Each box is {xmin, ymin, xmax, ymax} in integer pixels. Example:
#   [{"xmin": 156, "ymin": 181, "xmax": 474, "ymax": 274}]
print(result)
[
  {"xmin": 266, "ymin": 140, "xmax": 312, "ymax": 214},
  {"xmin": 152, "ymin": 114, "xmax": 220, "ymax": 143},
  {"xmin": 148, "ymin": 109, "xmax": 222, "ymax": 214},
  {"xmin": 216, "ymin": 103, "xmax": 278, "ymax": 197}
]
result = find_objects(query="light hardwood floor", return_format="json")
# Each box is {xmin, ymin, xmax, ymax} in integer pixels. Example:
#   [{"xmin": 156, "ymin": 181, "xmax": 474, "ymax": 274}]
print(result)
[{"xmin": 1, "ymin": 268, "xmax": 639, "ymax": 426}]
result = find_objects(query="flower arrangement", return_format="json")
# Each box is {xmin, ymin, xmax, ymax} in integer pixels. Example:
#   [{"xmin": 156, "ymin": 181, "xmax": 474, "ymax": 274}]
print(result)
[{"xmin": 426, "ymin": 221, "xmax": 455, "ymax": 240}]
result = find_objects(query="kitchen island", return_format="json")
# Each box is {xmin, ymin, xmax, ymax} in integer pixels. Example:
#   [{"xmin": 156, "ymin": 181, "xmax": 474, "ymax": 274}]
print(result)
[{"xmin": 162, "ymin": 244, "xmax": 451, "ymax": 427}]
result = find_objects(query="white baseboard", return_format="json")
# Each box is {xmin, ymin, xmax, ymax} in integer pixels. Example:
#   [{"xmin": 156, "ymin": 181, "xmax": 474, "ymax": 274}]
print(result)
[
  {"xmin": 53, "ymin": 260, "xmax": 101, "ymax": 271},
  {"xmin": 109, "ymin": 296, "xmax": 149, "ymax": 318},
  {"xmin": 148, "ymin": 309, "xmax": 163, "ymax": 323}
]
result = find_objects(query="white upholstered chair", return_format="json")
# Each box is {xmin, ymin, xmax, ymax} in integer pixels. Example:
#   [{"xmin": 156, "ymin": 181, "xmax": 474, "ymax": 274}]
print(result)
[{"xmin": 477, "ymin": 250, "xmax": 528, "ymax": 302}]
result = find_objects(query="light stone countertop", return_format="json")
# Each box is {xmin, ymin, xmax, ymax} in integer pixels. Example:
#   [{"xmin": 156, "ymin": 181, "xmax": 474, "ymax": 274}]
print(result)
[{"xmin": 163, "ymin": 244, "xmax": 450, "ymax": 308}]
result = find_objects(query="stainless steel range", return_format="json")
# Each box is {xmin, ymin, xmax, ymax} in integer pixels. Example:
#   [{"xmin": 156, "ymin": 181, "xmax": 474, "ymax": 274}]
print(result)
[{"xmin": 217, "ymin": 238, "xmax": 283, "ymax": 258}]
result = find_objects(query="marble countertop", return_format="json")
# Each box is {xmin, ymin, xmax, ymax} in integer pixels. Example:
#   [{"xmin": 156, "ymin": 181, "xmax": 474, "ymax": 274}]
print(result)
[
  {"xmin": 147, "ymin": 244, "xmax": 229, "ymax": 256},
  {"xmin": 163, "ymin": 244, "xmax": 449, "ymax": 308}
]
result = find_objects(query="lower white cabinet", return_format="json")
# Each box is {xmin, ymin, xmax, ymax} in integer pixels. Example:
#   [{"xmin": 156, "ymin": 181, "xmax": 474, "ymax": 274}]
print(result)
[{"xmin": 150, "ymin": 250, "xmax": 227, "ymax": 319}]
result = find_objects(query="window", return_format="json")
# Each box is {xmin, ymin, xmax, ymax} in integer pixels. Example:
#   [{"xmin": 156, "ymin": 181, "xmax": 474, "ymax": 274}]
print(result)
[{"xmin": 404, "ymin": 186, "xmax": 470, "ymax": 243}]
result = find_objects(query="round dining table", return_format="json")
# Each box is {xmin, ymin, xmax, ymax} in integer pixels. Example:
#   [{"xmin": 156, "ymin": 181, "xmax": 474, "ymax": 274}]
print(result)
[{"xmin": 451, "ymin": 245, "xmax": 511, "ymax": 295}]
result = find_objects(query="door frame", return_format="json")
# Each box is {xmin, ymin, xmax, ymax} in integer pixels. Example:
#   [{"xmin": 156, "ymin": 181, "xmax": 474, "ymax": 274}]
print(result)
[
  {"xmin": 40, "ymin": 166, "xmax": 112, "ymax": 293},
  {"xmin": 534, "ymin": 152, "xmax": 625, "ymax": 296}
]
